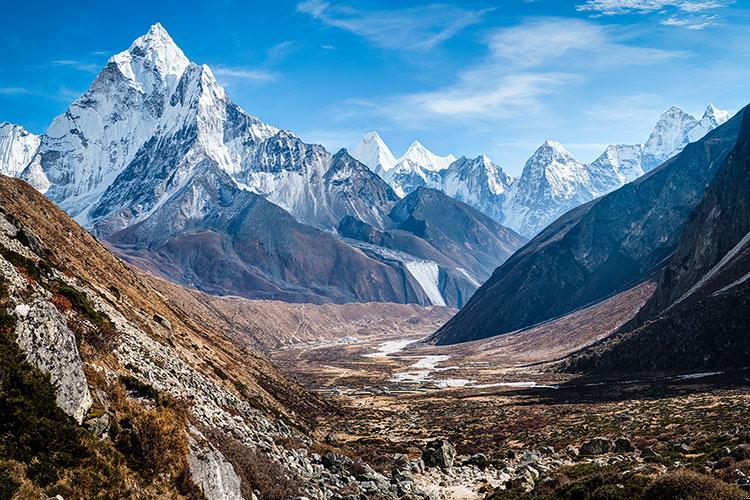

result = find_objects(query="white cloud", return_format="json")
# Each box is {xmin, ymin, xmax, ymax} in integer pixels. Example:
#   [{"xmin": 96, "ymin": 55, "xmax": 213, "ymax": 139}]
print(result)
[
  {"xmin": 661, "ymin": 14, "xmax": 719, "ymax": 28},
  {"xmin": 296, "ymin": 0, "xmax": 487, "ymax": 51},
  {"xmin": 349, "ymin": 18, "xmax": 682, "ymax": 123},
  {"xmin": 576, "ymin": 0, "xmax": 731, "ymax": 15},
  {"xmin": 267, "ymin": 41, "xmax": 298, "ymax": 62},
  {"xmin": 486, "ymin": 18, "xmax": 679, "ymax": 68},
  {"xmin": 213, "ymin": 66, "xmax": 278, "ymax": 83},
  {"xmin": 50, "ymin": 59, "xmax": 101, "ymax": 74},
  {"xmin": 397, "ymin": 73, "xmax": 576, "ymax": 120}
]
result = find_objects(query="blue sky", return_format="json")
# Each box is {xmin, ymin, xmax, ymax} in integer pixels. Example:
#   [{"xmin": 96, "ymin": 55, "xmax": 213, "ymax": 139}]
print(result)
[{"xmin": 1, "ymin": 0, "xmax": 748, "ymax": 174}]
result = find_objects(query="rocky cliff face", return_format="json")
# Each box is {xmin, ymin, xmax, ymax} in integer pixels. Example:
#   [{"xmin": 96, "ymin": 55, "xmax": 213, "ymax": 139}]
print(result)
[{"xmin": 430, "ymin": 107, "xmax": 745, "ymax": 345}]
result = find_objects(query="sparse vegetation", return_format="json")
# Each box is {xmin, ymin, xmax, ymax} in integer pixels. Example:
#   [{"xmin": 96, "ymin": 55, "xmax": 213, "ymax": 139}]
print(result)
[
  {"xmin": 119, "ymin": 374, "xmax": 161, "ymax": 401},
  {"xmin": 199, "ymin": 425, "xmax": 300, "ymax": 500},
  {"xmin": 642, "ymin": 470, "xmax": 747, "ymax": 500}
]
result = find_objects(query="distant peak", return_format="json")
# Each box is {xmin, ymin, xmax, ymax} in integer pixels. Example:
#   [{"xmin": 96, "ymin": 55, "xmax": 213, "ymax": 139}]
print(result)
[
  {"xmin": 540, "ymin": 140, "xmax": 566, "ymax": 152},
  {"xmin": 362, "ymin": 131, "xmax": 383, "ymax": 141},
  {"xmin": 660, "ymin": 105, "xmax": 693, "ymax": 121},
  {"xmin": 148, "ymin": 22, "xmax": 169, "ymax": 36},
  {"xmin": 406, "ymin": 140, "xmax": 426, "ymax": 152},
  {"xmin": 703, "ymin": 103, "xmax": 731, "ymax": 122},
  {"xmin": 399, "ymin": 140, "xmax": 455, "ymax": 172}
]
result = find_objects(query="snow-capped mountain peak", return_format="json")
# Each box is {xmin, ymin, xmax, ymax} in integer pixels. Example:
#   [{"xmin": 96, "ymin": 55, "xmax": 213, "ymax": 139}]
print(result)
[
  {"xmin": 642, "ymin": 106, "xmax": 698, "ymax": 168},
  {"xmin": 688, "ymin": 103, "xmax": 732, "ymax": 142},
  {"xmin": 110, "ymin": 22, "xmax": 189, "ymax": 93},
  {"xmin": 399, "ymin": 140, "xmax": 456, "ymax": 172},
  {"xmin": 703, "ymin": 103, "xmax": 731, "ymax": 124},
  {"xmin": 351, "ymin": 131, "xmax": 397, "ymax": 174}
]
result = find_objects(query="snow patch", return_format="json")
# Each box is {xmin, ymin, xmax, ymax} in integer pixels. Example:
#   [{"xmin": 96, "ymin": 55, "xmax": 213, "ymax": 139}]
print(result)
[{"xmin": 404, "ymin": 260, "xmax": 446, "ymax": 307}]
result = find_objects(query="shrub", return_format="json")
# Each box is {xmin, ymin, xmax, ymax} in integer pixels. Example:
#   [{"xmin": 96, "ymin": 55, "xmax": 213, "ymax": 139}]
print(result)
[
  {"xmin": 119, "ymin": 375, "xmax": 160, "ymax": 401},
  {"xmin": 199, "ymin": 425, "xmax": 300, "ymax": 500},
  {"xmin": 133, "ymin": 409, "xmax": 189, "ymax": 479},
  {"xmin": 57, "ymin": 284, "xmax": 109, "ymax": 327},
  {"xmin": 642, "ymin": 470, "xmax": 746, "ymax": 500}
]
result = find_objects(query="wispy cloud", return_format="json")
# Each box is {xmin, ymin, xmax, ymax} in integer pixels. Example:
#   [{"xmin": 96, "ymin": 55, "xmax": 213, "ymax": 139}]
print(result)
[
  {"xmin": 0, "ymin": 86, "xmax": 34, "ymax": 95},
  {"xmin": 349, "ymin": 18, "xmax": 683, "ymax": 124},
  {"xmin": 296, "ymin": 0, "xmax": 488, "ymax": 51},
  {"xmin": 661, "ymin": 14, "xmax": 719, "ymax": 29},
  {"xmin": 576, "ymin": 0, "xmax": 732, "ymax": 15},
  {"xmin": 213, "ymin": 66, "xmax": 278, "ymax": 83},
  {"xmin": 50, "ymin": 59, "xmax": 101, "ymax": 74},
  {"xmin": 0, "ymin": 84, "xmax": 84, "ymax": 103},
  {"xmin": 486, "ymin": 18, "xmax": 679, "ymax": 68},
  {"xmin": 267, "ymin": 41, "xmax": 298, "ymax": 63}
]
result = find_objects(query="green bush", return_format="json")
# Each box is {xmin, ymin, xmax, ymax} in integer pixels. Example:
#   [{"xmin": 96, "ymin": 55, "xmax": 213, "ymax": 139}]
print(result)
[{"xmin": 57, "ymin": 284, "xmax": 109, "ymax": 327}]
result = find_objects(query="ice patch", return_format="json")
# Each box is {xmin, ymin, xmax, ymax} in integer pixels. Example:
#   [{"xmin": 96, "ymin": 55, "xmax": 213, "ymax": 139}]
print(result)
[
  {"xmin": 363, "ymin": 338, "xmax": 421, "ymax": 358},
  {"xmin": 673, "ymin": 371, "xmax": 723, "ymax": 380},
  {"xmin": 404, "ymin": 260, "xmax": 446, "ymax": 307}
]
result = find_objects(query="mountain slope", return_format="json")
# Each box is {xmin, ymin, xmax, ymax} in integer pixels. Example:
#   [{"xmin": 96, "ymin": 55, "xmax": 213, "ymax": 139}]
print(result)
[
  {"xmin": 338, "ymin": 188, "xmax": 525, "ymax": 307},
  {"xmin": 430, "ymin": 106, "xmax": 745, "ymax": 345},
  {"xmin": 568, "ymin": 106, "xmax": 750, "ymax": 373},
  {"xmin": 107, "ymin": 160, "xmax": 424, "ymax": 304}
]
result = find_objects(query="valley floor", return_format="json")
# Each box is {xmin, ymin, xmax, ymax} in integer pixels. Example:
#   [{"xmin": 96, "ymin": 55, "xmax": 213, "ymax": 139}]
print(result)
[{"xmin": 272, "ymin": 297, "xmax": 750, "ymax": 498}]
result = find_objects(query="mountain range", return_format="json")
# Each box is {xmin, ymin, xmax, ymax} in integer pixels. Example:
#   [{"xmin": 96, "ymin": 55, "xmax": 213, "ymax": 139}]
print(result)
[
  {"xmin": 431, "ymin": 104, "xmax": 747, "ymax": 370},
  {"xmin": 352, "ymin": 104, "xmax": 730, "ymax": 237},
  {"xmin": 0, "ymin": 24, "xmax": 524, "ymax": 308},
  {"xmin": 0, "ymin": 24, "xmax": 732, "ymax": 311}
]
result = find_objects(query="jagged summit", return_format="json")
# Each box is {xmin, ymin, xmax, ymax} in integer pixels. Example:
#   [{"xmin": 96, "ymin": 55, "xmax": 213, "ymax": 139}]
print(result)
[
  {"xmin": 351, "ymin": 131, "xmax": 397, "ymax": 174},
  {"xmin": 110, "ymin": 23, "xmax": 189, "ymax": 92},
  {"xmin": 400, "ymin": 140, "xmax": 456, "ymax": 172}
]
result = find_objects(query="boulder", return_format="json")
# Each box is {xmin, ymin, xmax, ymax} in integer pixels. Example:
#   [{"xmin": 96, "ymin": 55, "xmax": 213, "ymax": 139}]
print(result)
[
  {"xmin": 614, "ymin": 437, "xmax": 635, "ymax": 453},
  {"xmin": 580, "ymin": 437, "xmax": 615, "ymax": 456},
  {"xmin": 14, "ymin": 300, "xmax": 93, "ymax": 424},
  {"xmin": 641, "ymin": 446, "xmax": 660, "ymax": 459},
  {"xmin": 187, "ymin": 429, "xmax": 242, "ymax": 500},
  {"xmin": 465, "ymin": 453, "xmax": 489, "ymax": 469},
  {"xmin": 422, "ymin": 440, "xmax": 456, "ymax": 468}
]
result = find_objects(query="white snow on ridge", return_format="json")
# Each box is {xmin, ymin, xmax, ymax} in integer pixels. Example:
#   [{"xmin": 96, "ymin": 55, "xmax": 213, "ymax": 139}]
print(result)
[
  {"xmin": 0, "ymin": 123, "xmax": 39, "ymax": 177},
  {"xmin": 404, "ymin": 260, "xmax": 446, "ymax": 307}
]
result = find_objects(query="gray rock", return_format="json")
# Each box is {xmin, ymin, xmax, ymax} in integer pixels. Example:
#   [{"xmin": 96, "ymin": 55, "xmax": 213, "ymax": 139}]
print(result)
[
  {"xmin": 152, "ymin": 313, "xmax": 171, "ymax": 330},
  {"xmin": 422, "ymin": 440, "xmax": 457, "ymax": 469},
  {"xmin": 641, "ymin": 446, "xmax": 660, "ymax": 459},
  {"xmin": 14, "ymin": 300, "xmax": 93, "ymax": 424},
  {"xmin": 84, "ymin": 413, "xmax": 111, "ymax": 438},
  {"xmin": 714, "ymin": 446, "xmax": 732, "ymax": 459},
  {"xmin": 614, "ymin": 437, "xmax": 635, "ymax": 453},
  {"xmin": 672, "ymin": 442, "xmax": 692, "ymax": 454},
  {"xmin": 580, "ymin": 437, "xmax": 615, "ymax": 456},
  {"xmin": 188, "ymin": 429, "xmax": 242, "ymax": 500},
  {"xmin": 465, "ymin": 453, "xmax": 489, "ymax": 469}
]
